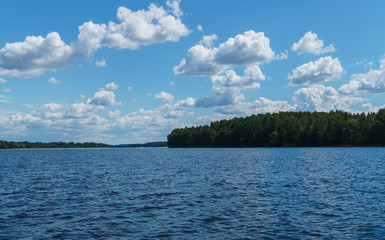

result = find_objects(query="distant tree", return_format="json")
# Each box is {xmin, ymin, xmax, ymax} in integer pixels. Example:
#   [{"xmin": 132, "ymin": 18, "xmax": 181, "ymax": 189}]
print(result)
[{"xmin": 167, "ymin": 109, "xmax": 385, "ymax": 148}]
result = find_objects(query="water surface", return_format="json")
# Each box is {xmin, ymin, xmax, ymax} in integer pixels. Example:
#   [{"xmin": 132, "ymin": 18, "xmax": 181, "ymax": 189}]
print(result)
[{"xmin": 1, "ymin": 148, "xmax": 385, "ymax": 239}]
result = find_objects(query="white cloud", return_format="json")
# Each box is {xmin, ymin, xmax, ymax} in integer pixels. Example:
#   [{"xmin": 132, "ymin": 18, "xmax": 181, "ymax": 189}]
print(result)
[
  {"xmin": 292, "ymin": 31, "xmax": 335, "ymax": 55},
  {"xmin": 168, "ymin": 81, "xmax": 175, "ymax": 86},
  {"xmin": 195, "ymin": 65, "xmax": 265, "ymax": 108},
  {"xmin": 48, "ymin": 77, "xmax": 61, "ymax": 84},
  {"xmin": 107, "ymin": 110, "xmax": 120, "ymax": 119},
  {"xmin": 89, "ymin": 90, "xmax": 121, "ymax": 106},
  {"xmin": 0, "ymin": 32, "xmax": 74, "ymax": 78},
  {"xmin": 275, "ymin": 50, "xmax": 288, "ymax": 60},
  {"xmin": 104, "ymin": 82, "xmax": 119, "ymax": 90},
  {"xmin": 74, "ymin": 21, "xmax": 107, "ymax": 59},
  {"xmin": 288, "ymin": 56, "xmax": 344, "ymax": 86},
  {"xmin": 197, "ymin": 25, "xmax": 203, "ymax": 32},
  {"xmin": 2, "ymin": 88, "xmax": 11, "ymax": 93},
  {"xmin": 154, "ymin": 91, "xmax": 175, "ymax": 102},
  {"xmin": 64, "ymin": 102, "xmax": 103, "ymax": 118},
  {"xmin": 216, "ymin": 97, "xmax": 295, "ymax": 115},
  {"xmin": 199, "ymin": 34, "xmax": 218, "ymax": 47},
  {"xmin": 79, "ymin": 94, "xmax": 85, "ymax": 99},
  {"xmin": 0, "ymin": 101, "xmax": 112, "ymax": 141},
  {"xmin": 115, "ymin": 97, "xmax": 193, "ymax": 131},
  {"xmin": 0, "ymin": 2, "xmax": 189, "ymax": 78},
  {"xmin": 173, "ymin": 44, "xmax": 224, "ymax": 76},
  {"xmin": 100, "ymin": 3, "xmax": 189, "ymax": 50},
  {"xmin": 166, "ymin": 0, "xmax": 183, "ymax": 18},
  {"xmin": 110, "ymin": 99, "xmax": 195, "ymax": 142},
  {"xmin": 339, "ymin": 57, "xmax": 385, "ymax": 95},
  {"xmin": 127, "ymin": 86, "xmax": 133, "ymax": 91},
  {"xmin": 362, "ymin": 103, "xmax": 385, "ymax": 112},
  {"xmin": 95, "ymin": 59, "xmax": 107, "ymax": 67},
  {"xmin": 215, "ymin": 31, "xmax": 275, "ymax": 65},
  {"xmin": 116, "ymin": 108, "xmax": 173, "ymax": 130},
  {"xmin": 0, "ymin": 92, "xmax": 196, "ymax": 143},
  {"xmin": 33, "ymin": 103, "xmax": 64, "ymax": 119},
  {"xmin": 174, "ymin": 30, "xmax": 276, "ymax": 76},
  {"xmin": 293, "ymin": 85, "xmax": 364, "ymax": 112},
  {"xmin": 0, "ymin": 78, "xmax": 6, "ymax": 84}
]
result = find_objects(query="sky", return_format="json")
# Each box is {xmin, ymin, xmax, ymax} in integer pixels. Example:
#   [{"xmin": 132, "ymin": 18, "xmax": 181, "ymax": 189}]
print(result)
[{"xmin": 1, "ymin": 0, "xmax": 385, "ymax": 144}]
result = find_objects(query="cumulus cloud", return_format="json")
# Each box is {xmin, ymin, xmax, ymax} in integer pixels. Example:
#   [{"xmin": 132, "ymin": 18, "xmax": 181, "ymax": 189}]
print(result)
[
  {"xmin": 109, "ymin": 97, "xmax": 195, "ymax": 142},
  {"xmin": 73, "ymin": 21, "xmax": 107, "ymax": 59},
  {"xmin": 104, "ymin": 82, "xmax": 119, "ymax": 90},
  {"xmin": 0, "ymin": 78, "xmax": 6, "ymax": 84},
  {"xmin": 107, "ymin": 110, "xmax": 120, "ymax": 119},
  {"xmin": 0, "ymin": 1, "xmax": 189, "ymax": 78},
  {"xmin": 116, "ymin": 97, "xmax": 194, "ymax": 129},
  {"xmin": 127, "ymin": 86, "xmax": 133, "ymax": 91},
  {"xmin": 48, "ymin": 77, "xmax": 61, "ymax": 84},
  {"xmin": 173, "ymin": 44, "xmax": 224, "ymax": 76},
  {"xmin": 88, "ymin": 90, "xmax": 121, "ymax": 106},
  {"xmin": 0, "ymin": 95, "xmax": 113, "ymax": 141},
  {"xmin": 195, "ymin": 65, "xmax": 265, "ymax": 108},
  {"xmin": 0, "ymin": 90, "xmax": 196, "ymax": 143},
  {"xmin": 216, "ymin": 97, "xmax": 295, "ymax": 115},
  {"xmin": 166, "ymin": 0, "xmax": 183, "ymax": 18},
  {"xmin": 0, "ymin": 32, "xmax": 74, "ymax": 78},
  {"xmin": 99, "ymin": 2, "xmax": 189, "ymax": 50},
  {"xmin": 154, "ymin": 91, "xmax": 175, "ymax": 102},
  {"xmin": 339, "ymin": 57, "xmax": 385, "ymax": 95},
  {"xmin": 174, "ymin": 30, "xmax": 275, "ymax": 76},
  {"xmin": 33, "ymin": 103, "xmax": 64, "ymax": 119},
  {"xmin": 95, "ymin": 59, "xmax": 107, "ymax": 67},
  {"xmin": 199, "ymin": 34, "xmax": 218, "ymax": 47},
  {"xmin": 362, "ymin": 103, "xmax": 385, "ymax": 112},
  {"xmin": 197, "ymin": 25, "xmax": 203, "ymax": 32},
  {"xmin": 293, "ymin": 85, "xmax": 364, "ymax": 112},
  {"xmin": 288, "ymin": 56, "xmax": 344, "ymax": 86},
  {"xmin": 215, "ymin": 31, "xmax": 275, "ymax": 65},
  {"xmin": 64, "ymin": 103, "xmax": 103, "ymax": 118},
  {"xmin": 292, "ymin": 31, "xmax": 335, "ymax": 55}
]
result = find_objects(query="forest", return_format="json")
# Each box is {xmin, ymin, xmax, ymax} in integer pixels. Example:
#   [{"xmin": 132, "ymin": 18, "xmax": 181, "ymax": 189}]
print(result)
[
  {"xmin": 167, "ymin": 110, "xmax": 385, "ymax": 147},
  {"xmin": 0, "ymin": 141, "xmax": 109, "ymax": 149}
]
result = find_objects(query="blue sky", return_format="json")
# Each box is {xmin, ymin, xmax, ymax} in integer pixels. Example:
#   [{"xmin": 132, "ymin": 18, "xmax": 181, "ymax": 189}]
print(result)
[{"xmin": 1, "ymin": 0, "xmax": 385, "ymax": 144}]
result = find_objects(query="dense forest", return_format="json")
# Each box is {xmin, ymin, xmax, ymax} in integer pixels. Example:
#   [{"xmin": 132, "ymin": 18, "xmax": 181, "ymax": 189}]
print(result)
[
  {"xmin": 167, "ymin": 110, "xmax": 385, "ymax": 147},
  {"xmin": 0, "ymin": 141, "xmax": 168, "ymax": 149},
  {"xmin": 0, "ymin": 141, "xmax": 109, "ymax": 149}
]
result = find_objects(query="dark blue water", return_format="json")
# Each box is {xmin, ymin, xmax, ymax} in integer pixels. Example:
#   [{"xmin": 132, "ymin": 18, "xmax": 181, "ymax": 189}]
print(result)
[{"xmin": 1, "ymin": 148, "xmax": 385, "ymax": 239}]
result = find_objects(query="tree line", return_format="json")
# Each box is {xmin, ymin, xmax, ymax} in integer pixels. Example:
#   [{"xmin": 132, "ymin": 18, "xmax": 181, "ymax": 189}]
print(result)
[
  {"xmin": 0, "ymin": 141, "xmax": 109, "ymax": 149},
  {"xmin": 167, "ymin": 110, "xmax": 385, "ymax": 147},
  {"xmin": 109, "ymin": 141, "xmax": 168, "ymax": 148}
]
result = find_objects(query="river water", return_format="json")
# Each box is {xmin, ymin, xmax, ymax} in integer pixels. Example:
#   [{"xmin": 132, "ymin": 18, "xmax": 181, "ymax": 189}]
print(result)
[{"xmin": 1, "ymin": 147, "xmax": 385, "ymax": 239}]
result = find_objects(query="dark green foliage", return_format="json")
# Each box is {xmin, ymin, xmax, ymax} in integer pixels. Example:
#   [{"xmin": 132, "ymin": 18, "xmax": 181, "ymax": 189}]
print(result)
[
  {"xmin": 0, "ymin": 141, "xmax": 108, "ymax": 149},
  {"xmin": 167, "ymin": 110, "xmax": 385, "ymax": 147}
]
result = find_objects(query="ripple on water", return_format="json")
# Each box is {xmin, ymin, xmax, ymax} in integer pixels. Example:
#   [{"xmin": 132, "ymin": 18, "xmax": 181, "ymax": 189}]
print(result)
[{"xmin": 1, "ymin": 147, "xmax": 385, "ymax": 239}]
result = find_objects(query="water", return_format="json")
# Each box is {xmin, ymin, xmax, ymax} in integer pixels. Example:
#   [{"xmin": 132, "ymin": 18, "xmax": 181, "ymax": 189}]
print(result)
[{"xmin": 1, "ymin": 148, "xmax": 385, "ymax": 239}]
